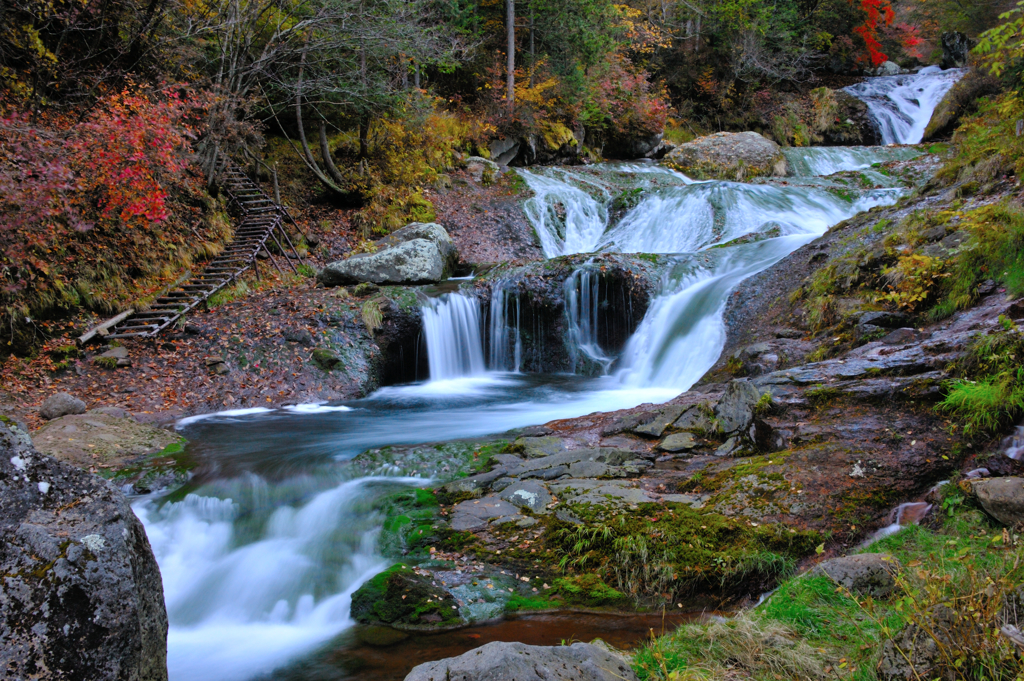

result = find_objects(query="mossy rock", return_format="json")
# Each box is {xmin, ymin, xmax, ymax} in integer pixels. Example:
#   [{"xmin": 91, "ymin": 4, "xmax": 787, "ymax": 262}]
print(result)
[
  {"xmin": 539, "ymin": 121, "xmax": 577, "ymax": 154},
  {"xmin": 350, "ymin": 564, "xmax": 464, "ymax": 630},
  {"xmin": 312, "ymin": 348, "xmax": 342, "ymax": 371},
  {"xmin": 375, "ymin": 488, "xmax": 442, "ymax": 558}
]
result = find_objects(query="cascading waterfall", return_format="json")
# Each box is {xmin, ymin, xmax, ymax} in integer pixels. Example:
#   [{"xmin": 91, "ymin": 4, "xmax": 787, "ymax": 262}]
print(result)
[
  {"xmin": 421, "ymin": 293, "xmax": 486, "ymax": 380},
  {"xmin": 136, "ymin": 476, "xmax": 423, "ymax": 681},
  {"xmin": 488, "ymin": 281, "xmax": 523, "ymax": 372},
  {"xmin": 844, "ymin": 65, "xmax": 965, "ymax": 144},
  {"xmin": 783, "ymin": 146, "xmax": 921, "ymax": 177},
  {"xmin": 146, "ymin": 88, "xmax": 944, "ymax": 681},
  {"xmin": 564, "ymin": 268, "xmax": 612, "ymax": 373}
]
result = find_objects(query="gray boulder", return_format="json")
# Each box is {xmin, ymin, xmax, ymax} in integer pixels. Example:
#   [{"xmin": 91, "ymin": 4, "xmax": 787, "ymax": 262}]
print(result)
[
  {"xmin": 812, "ymin": 553, "xmax": 901, "ymax": 598},
  {"xmin": 466, "ymin": 156, "xmax": 500, "ymax": 182},
  {"xmin": 876, "ymin": 60, "xmax": 901, "ymax": 76},
  {"xmin": 0, "ymin": 423, "xmax": 168, "ymax": 680},
  {"xmin": 664, "ymin": 132, "xmax": 787, "ymax": 181},
  {"xmin": 320, "ymin": 239, "xmax": 445, "ymax": 286},
  {"xmin": 972, "ymin": 477, "xmax": 1024, "ymax": 526},
  {"xmin": 39, "ymin": 392, "xmax": 87, "ymax": 420},
  {"xmin": 381, "ymin": 222, "xmax": 459, "ymax": 276},
  {"xmin": 404, "ymin": 640, "xmax": 638, "ymax": 681}
]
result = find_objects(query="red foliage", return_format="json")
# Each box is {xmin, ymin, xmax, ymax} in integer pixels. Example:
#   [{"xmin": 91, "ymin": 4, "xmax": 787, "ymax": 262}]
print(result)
[
  {"xmin": 851, "ymin": 0, "xmax": 897, "ymax": 67},
  {"xmin": 0, "ymin": 85, "xmax": 201, "ymax": 300},
  {"xmin": 591, "ymin": 59, "xmax": 669, "ymax": 138}
]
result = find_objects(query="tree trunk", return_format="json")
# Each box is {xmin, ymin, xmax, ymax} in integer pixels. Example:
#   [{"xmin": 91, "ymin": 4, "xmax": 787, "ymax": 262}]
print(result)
[
  {"xmin": 359, "ymin": 118, "xmax": 369, "ymax": 159},
  {"xmin": 506, "ymin": 0, "xmax": 515, "ymax": 110},
  {"xmin": 528, "ymin": 4, "xmax": 534, "ymax": 87}
]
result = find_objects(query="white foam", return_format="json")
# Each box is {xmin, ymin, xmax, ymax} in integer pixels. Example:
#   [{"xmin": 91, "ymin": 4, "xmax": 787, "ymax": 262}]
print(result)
[
  {"xmin": 176, "ymin": 408, "xmax": 274, "ymax": 429},
  {"xmin": 281, "ymin": 403, "xmax": 354, "ymax": 414}
]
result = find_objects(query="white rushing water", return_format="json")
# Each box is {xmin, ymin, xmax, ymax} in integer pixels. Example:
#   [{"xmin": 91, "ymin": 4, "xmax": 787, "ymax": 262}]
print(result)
[
  {"xmin": 137, "ymin": 477, "xmax": 425, "ymax": 681},
  {"xmin": 564, "ymin": 268, "xmax": 613, "ymax": 373},
  {"xmin": 421, "ymin": 293, "xmax": 486, "ymax": 380},
  {"xmin": 844, "ymin": 65, "xmax": 965, "ymax": 144}
]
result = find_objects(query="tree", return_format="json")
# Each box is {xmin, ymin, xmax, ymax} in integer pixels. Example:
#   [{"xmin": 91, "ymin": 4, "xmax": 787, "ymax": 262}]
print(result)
[{"xmin": 507, "ymin": 0, "xmax": 516, "ymax": 108}]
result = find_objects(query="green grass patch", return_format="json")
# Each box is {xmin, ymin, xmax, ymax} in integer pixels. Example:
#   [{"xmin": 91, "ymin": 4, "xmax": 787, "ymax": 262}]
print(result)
[{"xmin": 633, "ymin": 507, "xmax": 1023, "ymax": 681}]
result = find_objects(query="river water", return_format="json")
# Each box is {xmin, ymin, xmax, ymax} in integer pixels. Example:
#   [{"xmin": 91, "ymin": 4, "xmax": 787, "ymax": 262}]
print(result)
[{"xmin": 135, "ymin": 67, "xmax": 960, "ymax": 681}]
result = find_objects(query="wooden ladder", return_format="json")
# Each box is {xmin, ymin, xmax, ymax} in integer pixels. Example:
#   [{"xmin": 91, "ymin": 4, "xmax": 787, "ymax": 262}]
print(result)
[{"xmin": 103, "ymin": 159, "xmax": 301, "ymax": 340}]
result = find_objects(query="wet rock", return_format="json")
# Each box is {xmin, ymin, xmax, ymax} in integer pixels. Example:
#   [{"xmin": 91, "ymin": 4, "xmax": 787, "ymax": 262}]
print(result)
[
  {"xmin": 0, "ymin": 424, "xmax": 168, "ymax": 681},
  {"xmin": 924, "ymin": 67, "xmax": 1000, "ymax": 141},
  {"xmin": 812, "ymin": 553, "xmax": 901, "ymax": 598},
  {"xmin": 39, "ymin": 392, "xmax": 87, "ymax": 420},
  {"xmin": 940, "ymin": 31, "xmax": 975, "ymax": 69},
  {"xmin": 715, "ymin": 380, "xmax": 762, "ymax": 434},
  {"xmin": 32, "ymin": 412, "xmax": 183, "ymax": 472},
  {"xmin": 321, "ymin": 238, "xmax": 446, "ymax": 286},
  {"xmin": 881, "ymin": 328, "xmax": 922, "ymax": 345},
  {"xmin": 499, "ymin": 481, "xmax": 554, "ymax": 513},
  {"xmin": 404, "ymin": 640, "xmax": 638, "ymax": 681},
  {"xmin": 436, "ymin": 468, "xmax": 509, "ymax": 504},
  {"xmin": 658, "ymin": 432, "xmax": 697, "ymax": 452},
  {"xmin": 351, "ymin": 564, "xmax": 463, "ymax": 630},
  {"xmin": 450, "ymin": 497, "xmax": 521, "ymax": 531},
  {"xmin": 513, "ymin": 436, "xmax": 566, "ymax": 458},
  {"xmin": 633, "ymin": 405, "xmax": 687, "ymax": 438},
  {"xmin": 664, "ymin": 131, "xmax": 787, "ymax": 181},
  {"xmin": 824, "ymin": 92, "xmax": 881, "ymax": 146},
  {"xmin": 971, "ymin": 477, "xmax": 1024, "ymax": 526},
  {"xmin": 547, "ymin": 478, "xmax": 655, "ymax": 507},
  {"xmin": 859, "ymin": 311, "xmax": 908, "ymax": 329}
]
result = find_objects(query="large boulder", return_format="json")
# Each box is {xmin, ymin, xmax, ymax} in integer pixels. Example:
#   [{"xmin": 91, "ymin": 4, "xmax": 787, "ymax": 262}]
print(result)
[
  {"xmin": 379, "ymin": 222, "xmax": 459, "ymax": 276},
  {"xmin": 39, "ymin": 392, "xmax": 86, "ymax": 420},
  {"xmin": 812, "ymin": 553, "xmax": 900, "ymax": 598},
  {"xmin": 320, "ymin": 238, "xmax": 446, "ymax": 286},
  {"xmin": 664, "ymin": 132, "xmax": 787, "ymax": 181},
  {"xmin": 404, "ymin": 640, "xmax": 639, "ymax": 681},
  {"xmin": 877, "ymin": 604, "xmax": 965, "ymax": 681},
  {"xmin": 0, "ymin": 423, "xmax": 168, "ymax": 680},
  {"xmin": 923, "ymin": 68, "xmax": 1000, "ymax": 142},
  {"xmin": 972, "ymin": 477, "xmax": 1024, "ymax": 526},
  {"xmin": 940, "ymin": 31, "xmax": 975, "ymax": 70}
]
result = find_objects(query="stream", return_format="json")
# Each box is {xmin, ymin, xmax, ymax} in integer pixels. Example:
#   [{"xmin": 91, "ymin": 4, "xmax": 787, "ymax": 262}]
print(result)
[{"xmin": 136, "ymin": 66, "xmax": 961, "ymax": 681}]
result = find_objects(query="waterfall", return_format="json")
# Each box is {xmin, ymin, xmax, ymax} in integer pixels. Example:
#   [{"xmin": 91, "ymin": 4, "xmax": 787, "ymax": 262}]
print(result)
[
  {"xmin": 488, "ymin": 282, "xmax": 522, "ymax": 372},
  {"xmin": 844, "ymin": 66, "xmax": 965, "ymax": 145},
  {"xmin": 421, "ymin": 293, "xmax": 486, "ymax": 380},
  {"xmin": 564, "ymin": 268, "xmax": 612, "ymax": 373},
  {"xmin": 520, "ymin": 168, "xmax": 611, "ymax": 257},
  {"xmin": 783, "ymin": 146, "xmax": 921, "ymax": 177},
  {"xmin": 135, "ymin": 476, "xmax": 424, "ymax": 681}
]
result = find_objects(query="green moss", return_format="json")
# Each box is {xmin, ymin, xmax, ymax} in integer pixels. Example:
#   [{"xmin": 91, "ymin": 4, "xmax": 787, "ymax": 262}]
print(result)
[
  {"xmin": 611, "ymin": 187, "xmax": 645, "ymax": 211},
  {"xmin": 552, "ymin": 574, "xmax": 627, "ymax": 607},
  {"xmin": 311, "ymin": 348, "xmax": 342, "ymax": 371},
  {"xmin": 806, "ymin": 384, "xmax": 840, "ymax": 407},
  {"xmin": 548, "ymin": 499, "xmax": 819, "ymax": 604},
  {"xmin": 94, "ymin": 356, "xmax": 118, "ymax": 369},
  {"xmin": 349, "ymin": 563, "xmax": 463, "ymax": 627}
]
